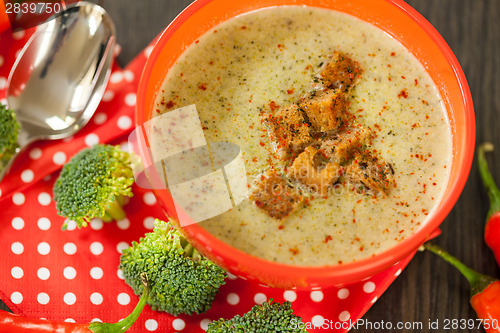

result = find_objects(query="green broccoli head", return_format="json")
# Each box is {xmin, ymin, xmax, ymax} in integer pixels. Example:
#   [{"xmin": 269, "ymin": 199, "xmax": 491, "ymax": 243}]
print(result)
[
  {"xmin": 206, "ymin": 299, "xmax": 308, "ymax": 332},
  {"xmin": 119, "ymin": 218, "xmax": 227, "ymax": 316},
  {"xmin": 0, "ymin": 103, "xmax": 20, "ymax": 170},
  {"xmin": 53, "ymin": 144, "xmax": 134, "ymax": 229}
]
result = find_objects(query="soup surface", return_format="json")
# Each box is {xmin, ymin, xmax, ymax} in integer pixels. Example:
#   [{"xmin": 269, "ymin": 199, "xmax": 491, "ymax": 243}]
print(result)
[{"xmin": 152, "ymin": 6, "xmax": 452, "ymax": 266}]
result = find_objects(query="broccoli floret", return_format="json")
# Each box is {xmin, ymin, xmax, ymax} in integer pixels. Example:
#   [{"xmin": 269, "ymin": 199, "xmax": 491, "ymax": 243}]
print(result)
[
  {"xmin": 119, "ymin": 218, "xmax": 227, "ymax": 316},
  {"xmin": 0, "ymin": 104, "xmax": 20, "ymax": 171},
  {"xmin": 206, "ymin": 299, "xmax": 308, "ymax": 332},
  {"xmin": 53, "ymin": 144, "xmax": 134, "ymax": 229}
]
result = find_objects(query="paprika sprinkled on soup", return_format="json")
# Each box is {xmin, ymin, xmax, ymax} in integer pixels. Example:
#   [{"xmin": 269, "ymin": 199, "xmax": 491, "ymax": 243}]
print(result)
[{"xmin": 152, "ymin": 6, "xmax": 452, "ymax": 266}]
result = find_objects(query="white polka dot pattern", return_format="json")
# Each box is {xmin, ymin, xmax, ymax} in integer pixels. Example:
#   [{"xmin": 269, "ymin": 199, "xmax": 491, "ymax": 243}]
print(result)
[{"xmin": 145, "ymin": 319, "xmax": 158, "ymax": 331}]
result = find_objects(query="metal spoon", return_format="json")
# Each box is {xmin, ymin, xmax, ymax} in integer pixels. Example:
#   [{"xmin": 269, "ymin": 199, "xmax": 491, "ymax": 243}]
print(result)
[{"xmin": 0, "ymin": 1, "xmax": 116, "ymax": 181}]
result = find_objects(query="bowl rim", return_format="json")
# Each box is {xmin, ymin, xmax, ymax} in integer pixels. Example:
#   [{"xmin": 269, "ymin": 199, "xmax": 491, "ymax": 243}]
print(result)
[{"xmin": 136, "ymin": 0, "xmax": 475, "ymax": 286}]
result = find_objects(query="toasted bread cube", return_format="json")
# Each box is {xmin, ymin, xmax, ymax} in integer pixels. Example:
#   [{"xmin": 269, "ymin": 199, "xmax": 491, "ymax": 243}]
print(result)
[
  {"xmin": 345, "ymin": 152, "xmax": 395, "ymax": 196},
  {"xmin": 249, "ymin": 169, "xmax": 304, "ymax": 220},
  {"xmin": 320, "ymin": 51, "xmax": 363, "ymax": 92},
  {"xmin": 287, "ymin": 146, "xmax": 340, "ymax": 196},
  {"xmin": 319, "ymin": 126, "xmax": 371, "ymax": 163},
  {"xmin": 299, "ymin": 90, "xmax": 347, "ymax": 132},
  {"xmin": 265, "ymin": 104, "xmax": 313, "ymax": 157}
]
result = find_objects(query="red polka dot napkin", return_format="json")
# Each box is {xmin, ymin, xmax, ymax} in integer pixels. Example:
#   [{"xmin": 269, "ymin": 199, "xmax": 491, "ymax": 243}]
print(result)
[{"xmin": 0, "ymin": 27, "xmax": 415, "ymax": 332}]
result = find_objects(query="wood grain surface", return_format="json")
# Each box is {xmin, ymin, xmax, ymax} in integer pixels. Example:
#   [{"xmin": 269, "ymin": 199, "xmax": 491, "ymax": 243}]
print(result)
[{"xmin": 2, "ymin": 1, "xmax": 499, "ymax": 332}]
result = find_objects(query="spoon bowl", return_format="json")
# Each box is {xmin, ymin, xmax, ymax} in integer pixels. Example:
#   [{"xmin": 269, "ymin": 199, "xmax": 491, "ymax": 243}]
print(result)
[{"xmin": 0, "ymin": 1, "xmax": 115, "ymax": 180}]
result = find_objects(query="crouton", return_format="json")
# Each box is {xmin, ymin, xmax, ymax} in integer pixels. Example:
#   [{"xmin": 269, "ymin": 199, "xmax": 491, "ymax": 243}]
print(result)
[
  {"xmin": 287, "ymin": 146, "xmax": 340, "ymax": 196},
  {"xmin": 249, "ymin": 169, "xmax": 305, "ymax": 219},
  {"xmin": 320, "ymin": 51, "xmax": 363, "ymax": 92},
  {"xmin": 345, "ymin": 152, "xmax": 395, "ymax": 196},
  {"xmin": 299, "ymin": 90, "xmax": 347, "ymax": 132},
  {"xmin": 264, "ymin": 104, "xmax": 313, "ymax": 157},
  {"xmin": 319, "ymin": 126, "xmax": 371, "ymax": 163}
]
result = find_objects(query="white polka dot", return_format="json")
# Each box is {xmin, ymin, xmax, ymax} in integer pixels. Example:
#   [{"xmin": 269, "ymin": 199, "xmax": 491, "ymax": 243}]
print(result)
[
  {"xmin": 90, "ymin": 267, "xmax": 104, "ymax": 280},
  {"xmin": 94, "ymin": 113, "xmax": 107, "ymax": 126},
  {"xmin": 116, "ymin": 242, "xmax": 128, "ymax": 254},
  {"xmin": 339, "ymin": 311, "xmax": 350, "ymax": 322},
  {"xmin": 15, "ymin": 49, "xmax": 22, "ymax": 59},
  {"xmin": 227, "ymin": 273, "xmax": 237, "ymax": 280},
  {"xmin": 63, "ymin": 267, "xmax": 77, "ymax": 280},
  {"xmin": 64, "ymin": 292, "xmax": 77, "ymax": 305},
  {"xmin": 143, "ymin": 217, "xmax": 155, "ymax": 230},
  {"xmin": 200, "ymin": 318, "xmax": 211, "ymax": 330},
  {"xmin": 312, "ymin": 315, "xmax": 325, "ymax": 327},
  {"xmin": 11, "ymin": 267, "xmax": 24, "ymax": 279},
  {"xmin": 144, "ymin": 46, "xmax": 154, "ymax": 58},
  {"xmin": 102, "ymin": 91, "xmax": 114, "ymax": 102},
  {"xmin": 90, "ymin": 242, "xmax": 104, "ymax": 255},
  {"xmin": 337, "ymin": 288, "xmax": 349, "ymax": 300},
  {"xmin": 119, "ymin": 142, "xmax": 131, "ymax": 153},
  {"xmin": 117, "ymin": 293, "xmax": 130, "ymax": 305},
  {"xmin": 20, "ymin": 169, "xmax": 34, "ymax": 183},
  {"xmin": 283, "ymin": 290, "xmax": 297, "ymax": 302},
  {"xmin": 90, "ymin": 292, "xmax": 103, "ymax": 305},
  {"xmin": 143, "ymin": 192, "xmax": 157, "ymax": 205},
  {"xmin": 310, "ymin": 290, "xmax": 324, "ymax": 302},
  {"xmin": 117, "ymin": 269, "xmax": 124, "ymax": 280},
  {"xmin": 37, "ymin": 217, "xmax": 51, "ymax": 230},
  {"xmin": 12, "ymin": 30, "xmax": 25, "ymax": 39},
  {"xmin": 371, "ymin": 296, "xmax": 378, "ymax": 304},
  {"xmin": 0, "ymin": 55, "xmax": 3, "ymax": 67},
  {"xmin": 11, "ymin": 217, "xmax": 24, "ymax": 230},
  {"xmin": 395, "ymin": 268, "xmax": 402, "ymax": 277},
  {"xmin": 37, "ymin": 292, "xmax": 50, "ymax": 305},
  {"xmin": 363, "ymin": 281, "xmax": 376, "ymax": 293},
  {"xmin": 64, "ymin": 242, "xmax": 77, "ymax": 255},
  {"xmin": 65, "ymin": 219, "xmax": 77, "ymax": 230},
  {"xmin": 84, "ymin": 133, "xmax": 99, "ymax": 146},
  {"xmin": 123, "ymin": 70, "xmax": 134, "ymax": 82},
  {"xmin": 52, "ymin": 151, "xmax": 67, "ymax": 165},
  {"xmin": 254, "ymin": 293, "xmax": 267, "ymax": 305},
  {"xmin": 62, "ymin": 136, "xmax": 74, "ymax": 143},
  {"xmin": 38, "ymin": 192, "xmax": 51, "ymax": 206},
  {"xmin": 124, "ymin": 93, "xmax": 136, "ymax": 107},
  {"xmin": 145, "ymin": 319, "xmax": 158, "ymax": 331},
  {"xmin": 37, "ymin": 242, "xmax": 50, "ymax": 255},
  {"xmin": 226, "ymin": 293, "xmax": 239, "ymax": 305},
  {"xmin": 29, "ymin": 147, "xmax": 42, "ymax": 159},
  {"xmin": 110, "ymin": 72, "xmax": 123, "ymax": 84},
  {"xmin": 64, "ymin": 318, "xmax": 76, "ymax": 323},
  {"xmin": 11, "ymin": 242, "xmax": 24, "ymax": 254},
  {"xmin": 11, "ymin": 292, "xmax": 23, "ymax": 304},
  {"xmin": 12, "ymin": 193, "xmax": 25, "ymax": 205},
  {"xmin": 90, "ymin": 219, "xmax": 104, "ymax": 230},
  {"xmin": 0, "ymin": 77, "xmax": 6, "ymax": 90},
  {"xmin": 173, "ymin": 318, "xmax": 185, "ymax": 331},
  {"xmin": 117, "ymin": 115, "xmax": 132, "ymax": 129},
  {"xmin": 37, "ymin": 267, "xmax": 50, "ymax": 280},
  {"xmin": 91, "ymin": 318, "xmax": 102, "ymax": 323},
  {"xmin": 116, "ymin": 218, "xmax": 130, "ymax": 230}
]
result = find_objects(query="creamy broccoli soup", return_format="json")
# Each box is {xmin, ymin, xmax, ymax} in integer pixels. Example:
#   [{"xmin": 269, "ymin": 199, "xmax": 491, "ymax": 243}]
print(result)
[{"xmin": 151, "ymin": 6, "xmax": 452, "ymax": 266}]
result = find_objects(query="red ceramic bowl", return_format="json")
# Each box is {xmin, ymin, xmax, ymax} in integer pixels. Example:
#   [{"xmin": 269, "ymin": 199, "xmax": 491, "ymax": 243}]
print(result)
[{"xmin": 136, "ymin": 0, "xmax": 475, "ymax": 288}]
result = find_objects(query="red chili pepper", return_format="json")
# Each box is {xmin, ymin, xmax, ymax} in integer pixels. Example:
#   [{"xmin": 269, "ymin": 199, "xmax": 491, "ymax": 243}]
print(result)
[
  {"xmin": 0, "ymin": 274, "xmax": 149, "ymax": 332},
  {"xmin": 424, "ymin": 243, "xmax": 500, "ymax": 333},
  {"xmin": 478, "ymin": 142, "xmax": 500, "ymax": 266}
]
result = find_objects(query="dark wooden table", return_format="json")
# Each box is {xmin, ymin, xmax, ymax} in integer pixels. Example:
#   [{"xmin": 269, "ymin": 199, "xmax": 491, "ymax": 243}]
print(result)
[{"xmin": 2, "ymin": 1, "xmax": 498, "ymax": 332}]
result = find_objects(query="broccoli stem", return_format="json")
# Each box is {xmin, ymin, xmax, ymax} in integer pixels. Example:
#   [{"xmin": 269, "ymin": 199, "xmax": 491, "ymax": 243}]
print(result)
[
  {"xmin": 103, "ymin": 196, "xmax": 128, "ymax": 222},
  {"xmin": 180, "ymin": 238, "xmax": 202, "ymax": 262},
  {"xmin": 89, "ymin": 274, "xmax": 149, "ymax": 332}
]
